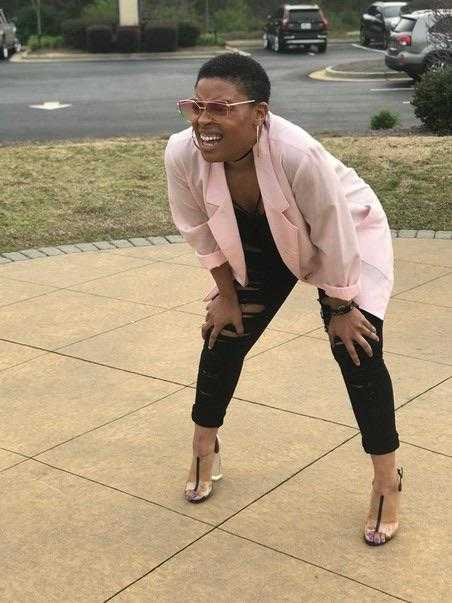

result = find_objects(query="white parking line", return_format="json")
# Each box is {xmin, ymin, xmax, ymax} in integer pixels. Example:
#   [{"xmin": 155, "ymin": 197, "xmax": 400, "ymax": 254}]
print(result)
[
  {"xmin": 352, "ymin": 43, "xmax": 386, "ymax": 54},
  {"xmin": 370, "ymin": 87, "xmax": 413, "ymax": 91}
]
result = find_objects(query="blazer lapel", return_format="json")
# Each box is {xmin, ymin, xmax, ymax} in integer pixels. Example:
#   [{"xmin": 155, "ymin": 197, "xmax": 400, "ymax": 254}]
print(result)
[
  {"xmin": 253, "ymin": 124, "xmax": 301, "ymax": 278},
  {"xmin": 205, "ymin": 162, "xmax": 247, "ymax": 284},
  {"xmin": 202, "ymin": 120, "xmax": 303, "ymax": 299}
]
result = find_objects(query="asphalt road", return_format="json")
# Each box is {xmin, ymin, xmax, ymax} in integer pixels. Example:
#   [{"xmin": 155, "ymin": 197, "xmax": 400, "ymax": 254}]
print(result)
[{"xmin": 0, "ymin": 43, "xmax": 418, "ymax": 143}]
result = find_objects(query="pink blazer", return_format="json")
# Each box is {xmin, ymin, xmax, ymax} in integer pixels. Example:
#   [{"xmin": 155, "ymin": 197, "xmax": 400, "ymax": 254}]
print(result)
[{"xmin": 164, "ymin": 112, "xmax": 394, "ymax": 320}]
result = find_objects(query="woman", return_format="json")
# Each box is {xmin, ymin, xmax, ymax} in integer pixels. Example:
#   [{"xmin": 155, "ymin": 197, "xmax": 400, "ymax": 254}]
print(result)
[{"xmin": 164, "ymin": 53, "xmax": 403, "ymax": 546}]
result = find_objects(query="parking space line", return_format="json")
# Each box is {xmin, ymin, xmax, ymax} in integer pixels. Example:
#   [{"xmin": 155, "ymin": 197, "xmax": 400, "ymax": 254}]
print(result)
[
  {"xmin": 370, "ymin": 88, "xmax": 413, "ymax": 91},
  {"xmin": 352, "ymin": 43, "xmax": 386, "ymax": 54}
]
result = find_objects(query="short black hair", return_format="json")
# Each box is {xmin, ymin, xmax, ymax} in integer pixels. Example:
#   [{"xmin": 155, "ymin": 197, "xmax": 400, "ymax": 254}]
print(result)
[{"xmin": 196, "ymin": 53, "xmax": 271, "ymax": 103}]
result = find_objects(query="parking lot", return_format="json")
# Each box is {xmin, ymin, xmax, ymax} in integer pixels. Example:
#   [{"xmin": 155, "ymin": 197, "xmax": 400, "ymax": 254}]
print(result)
[{"xmin": 0, "ymin": 42, "xmax": 420, "ymax": 143}]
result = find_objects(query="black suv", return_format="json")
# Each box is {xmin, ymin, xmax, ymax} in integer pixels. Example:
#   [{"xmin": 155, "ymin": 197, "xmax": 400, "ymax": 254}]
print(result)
[
  {"xmin": 264, "ymin": 4, "xmax": 328, "ymax": 53},
  {"xmin": 360, "ymin": 2, "xmax": 408, "ymax": 48}
]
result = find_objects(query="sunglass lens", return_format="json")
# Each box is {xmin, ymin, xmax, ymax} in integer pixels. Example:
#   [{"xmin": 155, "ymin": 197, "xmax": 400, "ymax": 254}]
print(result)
[
  {"xmin": 207, "ymin": 102, "xmax": 229, "ymax": 118},
  {"xmin": 178, "ymin": 101, "xmax": 198, "ymax": 121}
]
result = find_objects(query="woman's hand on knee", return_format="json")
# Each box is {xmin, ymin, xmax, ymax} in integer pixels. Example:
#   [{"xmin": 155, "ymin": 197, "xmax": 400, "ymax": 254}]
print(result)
[
  {"xmin": 328, "ymin": 308, "xmax": 379, "ymax": 366},
  {"xmin": 202, "ymin": 293, "xmax": 244, "ymax": 350}
]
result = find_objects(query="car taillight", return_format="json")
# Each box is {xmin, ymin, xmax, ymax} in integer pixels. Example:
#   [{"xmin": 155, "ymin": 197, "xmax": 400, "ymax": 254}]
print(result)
[
  {"xmin": 319, "ymin": 9, "xmax": 329, "ymax": 29},
  {"xmin": 281, "ymin": 17, "xmax": 289, "ymax": 31},
  {"xmin": 397, "ymin": 34, "xmax": 412, "ymax": 46}
]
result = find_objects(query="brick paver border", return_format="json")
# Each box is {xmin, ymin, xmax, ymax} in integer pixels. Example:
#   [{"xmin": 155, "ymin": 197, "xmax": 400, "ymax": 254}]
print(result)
[{"xmin": 0, "ymin": 230, "xmax": 451, "ymax": 264}]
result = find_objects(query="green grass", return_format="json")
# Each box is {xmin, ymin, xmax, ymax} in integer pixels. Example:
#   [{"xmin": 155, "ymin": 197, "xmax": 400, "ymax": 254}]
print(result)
[{"xmin": 0, "ymin": 135, "xmax": 450, "ymax": 253}]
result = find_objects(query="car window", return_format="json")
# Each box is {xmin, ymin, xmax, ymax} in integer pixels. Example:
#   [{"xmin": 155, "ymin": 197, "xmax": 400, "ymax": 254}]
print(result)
[
  {"xmin": 288, "ymin": 9, "xmax": 320, "ymax": 22},
  {"xmin": 394, "ymin": 16, "xmax": 416, "ymax": 32},
  {"xmin": 382, "ymin": 6, "xmax": 404, "ymax": 18}
]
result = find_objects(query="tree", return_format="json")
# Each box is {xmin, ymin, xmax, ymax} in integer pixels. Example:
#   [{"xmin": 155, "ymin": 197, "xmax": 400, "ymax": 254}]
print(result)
[{"xmin": 30, "ymin": 0, "xmax": 42, "ymax": 44}]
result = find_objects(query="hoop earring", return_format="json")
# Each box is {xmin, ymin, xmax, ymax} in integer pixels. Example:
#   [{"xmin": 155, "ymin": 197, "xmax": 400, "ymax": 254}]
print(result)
[
  {"xmin": 191, "ymin": 128, "xmax": 201, "ymax": 151},
  {"xmin": 256, "ymin": 123, "xmax": 261, "ymax": 158}
]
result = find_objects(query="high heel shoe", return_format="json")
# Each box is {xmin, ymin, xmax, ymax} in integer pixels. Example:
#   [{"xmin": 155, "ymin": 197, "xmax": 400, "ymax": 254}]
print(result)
[
  {"xmin": 364, "ymin": 466, "xmax": 403, "ymax": 546},
  {"xmin": 184, "ymin": 435, "xmax": 223, "ymax": 504}
]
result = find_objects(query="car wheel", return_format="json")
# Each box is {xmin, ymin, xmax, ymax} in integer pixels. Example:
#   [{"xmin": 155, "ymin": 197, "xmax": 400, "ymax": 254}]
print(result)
[
  {"xmin": 1, "ymin": 40, "xmax": 9, "ymax": 60},
  {"xmin": 360, "ymin": 28, "xmax": 370, "ymax": 47},
  {"xmin": 263, "ymin": 33, "xmax": 269, "ymax": 50},
  {"xmin": 273, "ymin": 35, "xmax": 281, "ymax": 53},
  {"xmin": 317, "ymin": 41, "xmax": 327, "ymax": 53}
]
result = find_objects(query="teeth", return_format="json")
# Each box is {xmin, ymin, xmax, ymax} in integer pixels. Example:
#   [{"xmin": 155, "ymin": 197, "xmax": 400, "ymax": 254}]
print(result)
[{"xmin": 200, "ymin": 134, "xmax": 222, "ymax": 142}]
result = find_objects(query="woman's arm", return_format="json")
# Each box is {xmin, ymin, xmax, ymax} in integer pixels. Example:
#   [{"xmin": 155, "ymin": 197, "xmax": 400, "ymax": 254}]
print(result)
[
  {"xmin": 292, "ymin": 143, "xmax": 361, "ymax": 302},
  {"xmin": 164, "ymin": 141, "xmax": 227, "ymax": 271}
]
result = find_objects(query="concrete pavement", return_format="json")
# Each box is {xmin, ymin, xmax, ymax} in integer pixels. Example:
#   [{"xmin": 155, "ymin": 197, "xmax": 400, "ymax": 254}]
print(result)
[{"xmin": 1, "ymin": 237, "xmax": 451, "ymax": 601}]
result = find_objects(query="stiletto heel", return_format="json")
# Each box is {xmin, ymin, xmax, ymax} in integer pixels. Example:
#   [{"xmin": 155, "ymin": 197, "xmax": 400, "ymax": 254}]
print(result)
[
  {"xmin": 364, "ymin": 466, "xmax": 403, "ymax": 546},
  {"xmin": 184, "ymin": 435, "xmax": 223, "ymax": 503}
]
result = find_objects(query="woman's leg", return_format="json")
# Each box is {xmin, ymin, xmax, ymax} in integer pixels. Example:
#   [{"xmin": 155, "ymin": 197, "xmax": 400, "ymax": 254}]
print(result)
[
  {"xmin": 317, "ymin": 288, "xmax": 400, "ymax": 458},
  {"xmin": 317, "ymin": 288, "xmax": 401, "ymax": 543},
  {"xmin": 194, "ymin": 274, "xmax": 298, "ymax": 430},
  {"xmin": 186, "ymin": 274, "xmax": 297, "ymax": 497}
]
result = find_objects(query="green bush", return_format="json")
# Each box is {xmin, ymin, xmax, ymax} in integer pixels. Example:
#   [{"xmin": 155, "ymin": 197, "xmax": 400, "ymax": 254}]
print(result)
[
  {"xmin": 412, "ymin": 66, "xmax": 452, "ymax": 134},
  {"xmin": 142, "ymin": 23, "xmax": 178, "ymax": 52},
  {"xmin": 61, "ymin": 18, "xmax": 86, "ymax": 50},
  {"xmin": 27, "ymin": 35, "xmax": 64, "ymax": 51},
  {"xmin": 370, "ymin": 110, "xmax": 400, "ymax": 129},
  {"xmin": 198, "ymin": 32, "xmax": 225, "ymax": 47},
  {"xmin": 212, "ymin": 0, "xmax": 255, "ymax": 33},
  {"xmin": 115, "ymin": 26, "xmax": 141, "ymax": 53},
  {"xmin": 86, "ymin": 24, "xmax": 113, "ymax": 53},
  {"xmin": 81, "ymin": 0, "xmax": 117, "ymax": 27},
  {"xmin": 177, "ymin": 22, "xmax": 201, "ymax": 47}
]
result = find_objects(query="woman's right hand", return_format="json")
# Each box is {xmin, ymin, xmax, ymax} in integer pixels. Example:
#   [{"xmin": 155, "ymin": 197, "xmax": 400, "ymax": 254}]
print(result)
[{"xmin": 202, "ymin": 294, "xmax": 244, "ymax": 350}]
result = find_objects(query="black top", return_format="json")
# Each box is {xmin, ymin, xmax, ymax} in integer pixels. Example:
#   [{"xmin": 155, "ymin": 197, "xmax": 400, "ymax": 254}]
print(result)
[{"xmin": 231, "ymin": 196, "xmax": 294, "ymax": 291}]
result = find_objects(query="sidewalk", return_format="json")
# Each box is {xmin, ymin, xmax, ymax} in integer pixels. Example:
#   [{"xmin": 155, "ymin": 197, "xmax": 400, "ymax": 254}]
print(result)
[{"xmin": 1, "ymin": 237, "xmax": 451, "ymax": 601}]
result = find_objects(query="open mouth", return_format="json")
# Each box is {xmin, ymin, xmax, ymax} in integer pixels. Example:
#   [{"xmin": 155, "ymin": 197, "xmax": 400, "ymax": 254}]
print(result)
[{"xmin": 198, "ymin": 132, "xmax": 224, "ymax": 152}]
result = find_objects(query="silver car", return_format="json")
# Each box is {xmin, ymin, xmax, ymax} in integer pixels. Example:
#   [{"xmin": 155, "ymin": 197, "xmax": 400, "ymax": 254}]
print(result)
[
  {"xmin": 385, "ymin": 9, "xmax": 452, "ymax": 80},
  {"xmin": 0, "ymin": 8, "xmax": 20, "ymax": 60}
]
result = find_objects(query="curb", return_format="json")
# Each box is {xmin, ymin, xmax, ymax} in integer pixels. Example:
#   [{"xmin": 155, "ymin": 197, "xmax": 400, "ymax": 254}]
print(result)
[
  {"xmin": 1, "ymin": 230, "xmax": 450, "ymax": 264},
  {"xmin": 325, "ymin": 65, "xmax": 409, "ymax": 80},
  {"xmin": 309, "ymin": 67, "xmax": 410, "ymax": 82},
  {"xmin": 11, "ymin": 47, "xmax": 230, "ymax": 63},
  {"xmin": 10, "ymin": 38, "xmax": 359, "ymax": 63}
]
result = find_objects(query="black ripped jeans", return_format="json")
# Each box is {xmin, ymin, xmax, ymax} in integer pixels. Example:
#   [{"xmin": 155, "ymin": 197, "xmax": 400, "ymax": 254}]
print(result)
[{"xmin": 192, "ymin": 201, "xmax": 400, "ymax": 456}]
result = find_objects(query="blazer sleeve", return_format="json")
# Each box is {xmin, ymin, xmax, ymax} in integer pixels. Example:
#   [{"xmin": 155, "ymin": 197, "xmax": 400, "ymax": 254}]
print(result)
[
  {"xmin": 164, "ymin": 142, "xmax": 227, "ymax": 270},
  {"xmin": 292, "ymin": 143, "xmax": 361, "ymax": 300}
]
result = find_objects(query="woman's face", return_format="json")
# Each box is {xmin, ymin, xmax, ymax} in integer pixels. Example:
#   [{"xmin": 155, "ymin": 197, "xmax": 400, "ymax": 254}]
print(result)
[{"xmin": 192, "ymin": 77, "xmax": 267, "ymax": 163}]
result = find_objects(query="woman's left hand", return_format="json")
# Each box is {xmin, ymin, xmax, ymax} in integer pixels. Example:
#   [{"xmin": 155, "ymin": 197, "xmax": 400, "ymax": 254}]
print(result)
[{"xmin": 327, "ymin": 308, "xmax": 379, "ymax": 366}]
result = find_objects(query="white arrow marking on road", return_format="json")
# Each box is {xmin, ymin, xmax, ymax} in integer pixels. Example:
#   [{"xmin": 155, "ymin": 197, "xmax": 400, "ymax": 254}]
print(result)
[{"xmin": 29, "ymin": 101, "xmax": 72, "ymax": 110}]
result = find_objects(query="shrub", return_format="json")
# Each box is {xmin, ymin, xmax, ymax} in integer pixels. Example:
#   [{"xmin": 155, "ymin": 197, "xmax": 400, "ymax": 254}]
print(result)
[
  {"xmin": 27, "ymin": 35, "xmax": 64, "ymax": 51},
  {"xmin": 115, "ymin": 26, "xmax": 141, "ymax": 53},
  {"xmin": 142, "ymin": 23, "xmax": 178, "ymax": 52},
  {"xmin": 198, "ymin": 33, "xmax": 225, "ymax": 47},
  {"xmin": 412, "ymin": 66, "xmax": 452, "ymax": 134},
  {"xmin": 81, "ymin": 0, "xmax": 117, "ymax": 27},
  {"xmin": 177, "ymin": 22, "xmax": 201, "ymax": 47},
  {"xmin": 61, "ymin": 18, "xmax": 86, "ymax": 50},
  {"xmin": 370, "ymin": 110, "xmax": 400, "ymax": 129},
  {"xmin": 86, "ymin": 25, "xmax": 113, "ymax": 53}
]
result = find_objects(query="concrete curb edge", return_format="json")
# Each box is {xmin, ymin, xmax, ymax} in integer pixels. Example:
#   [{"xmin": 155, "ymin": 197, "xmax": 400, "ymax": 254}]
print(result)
[{"xmin": 1, "ymin": 230, "xmax": 450, "ymax": 263}]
